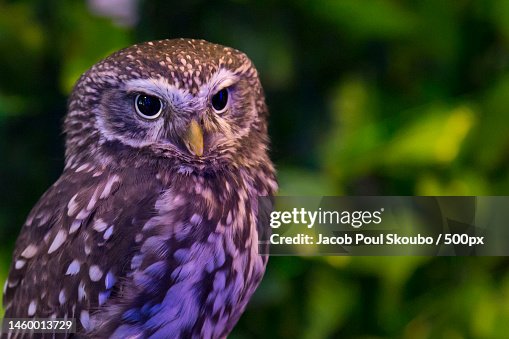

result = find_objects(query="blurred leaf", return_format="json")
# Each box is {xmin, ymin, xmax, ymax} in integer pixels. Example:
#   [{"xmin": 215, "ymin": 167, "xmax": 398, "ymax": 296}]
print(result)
[
  {"xmin": 0, "ymin": 93, "xmax": 31, "ymax": 117},
  {"xmin": 303, "ymin": 0, "xmax": 416, "ymax": 40},
  {"xmin": 473, "ymin": 75, "xmax": 509, "ymax": 171},
  {"xmin": 303, "ymin": 267, "xmax": 356, "ymax": 339},
  {"xmin": 383, "ymin": 104, "xmax": 476, "ymax": 166},
  {"xmin": 278, "ymin": 167, "xmax": 338, "ymax": 195},
  {"xmin": 0, "ymin": 2, "xmax": 45, "ymax": 94},
  {"xmin": 55, "ymin": 2, "xmax": 131, "ymax": 93}
]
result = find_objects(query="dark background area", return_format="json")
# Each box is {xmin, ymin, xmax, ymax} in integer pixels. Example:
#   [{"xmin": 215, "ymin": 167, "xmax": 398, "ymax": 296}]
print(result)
[{"xmin": 2, "ymin": 0, "xmax": 509, "ymax": 338}]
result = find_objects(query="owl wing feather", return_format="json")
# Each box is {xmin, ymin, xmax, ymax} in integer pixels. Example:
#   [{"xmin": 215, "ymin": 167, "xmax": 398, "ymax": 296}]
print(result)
[{"xmin": 3, "ymin": 166, "xmax": 163, "ymax": 336}]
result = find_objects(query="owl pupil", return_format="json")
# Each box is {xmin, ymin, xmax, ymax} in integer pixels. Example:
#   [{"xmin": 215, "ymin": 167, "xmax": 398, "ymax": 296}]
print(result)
[
  {"xmin": 135, "ymin": 94, "xmax": 162, "ymax": 119},
  {"xmin": 211, "ymin": 89, "xmax": 228, "ymax": 112}
]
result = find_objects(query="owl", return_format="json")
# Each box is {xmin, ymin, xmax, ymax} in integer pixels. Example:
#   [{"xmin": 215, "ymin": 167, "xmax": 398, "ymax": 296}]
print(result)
[{"xmin": 3, "ymin": 39, "xmax": 277, "ymax": 338}]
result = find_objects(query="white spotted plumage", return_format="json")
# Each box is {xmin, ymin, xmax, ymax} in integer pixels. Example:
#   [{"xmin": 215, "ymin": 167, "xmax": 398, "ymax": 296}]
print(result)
[
  {"xmin": 66, "ymin": 259, "xmax": 81, "ymax": 275},
  {"xmin": 48, "ymin": 230, "xmax": 67, "ymax": 254}
]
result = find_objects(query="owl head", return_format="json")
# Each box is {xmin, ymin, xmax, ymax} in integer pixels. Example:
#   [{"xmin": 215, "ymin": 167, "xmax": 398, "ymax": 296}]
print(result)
[{"xmin": 64, "ymin": 39, "xmax": 270, "ymax": 172}]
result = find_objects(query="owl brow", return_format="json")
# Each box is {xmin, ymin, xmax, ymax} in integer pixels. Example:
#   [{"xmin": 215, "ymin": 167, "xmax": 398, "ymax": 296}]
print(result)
[
  {"xmin": 199, "ymin": 69, "xmax": 240, "ymax": 99},
  {"xmin": 124, "ymin": 78, "xmax": 194, "ymax": 105}
]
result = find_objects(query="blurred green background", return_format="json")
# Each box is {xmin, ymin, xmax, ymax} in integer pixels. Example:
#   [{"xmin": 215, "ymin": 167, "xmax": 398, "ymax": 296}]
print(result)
[{"xmin": 1, "ymin": 0, "xmax": 509, "ymax": 338}]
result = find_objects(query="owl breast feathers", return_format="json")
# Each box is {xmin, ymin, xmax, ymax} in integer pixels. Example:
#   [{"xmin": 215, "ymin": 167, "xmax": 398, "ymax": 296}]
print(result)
[{"xmin": 3, "ymin": 39, "xmax": 277, "ymax": 338}]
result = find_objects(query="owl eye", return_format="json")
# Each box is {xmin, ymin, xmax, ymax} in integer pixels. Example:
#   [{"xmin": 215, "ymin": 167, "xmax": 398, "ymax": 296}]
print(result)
[
  {"xmin": 135, "ymin": 94, "xmax": 163, "ymax": 119},
  {"xmin": 211, "ymin": 88, "xmax": 229, "ymax": 113}
]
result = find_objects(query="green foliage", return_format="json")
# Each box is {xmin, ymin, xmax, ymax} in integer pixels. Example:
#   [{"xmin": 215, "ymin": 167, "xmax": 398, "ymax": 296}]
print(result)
[{"xmin": 2, "ymin": 0, "xmax": 509, "ymax": 337}]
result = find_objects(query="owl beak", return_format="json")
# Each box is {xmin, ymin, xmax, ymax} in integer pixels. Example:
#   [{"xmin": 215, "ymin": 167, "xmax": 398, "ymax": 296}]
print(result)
[{"xmin": 183, "ymin": 119, "xmax": 204, "ymax": 157}]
